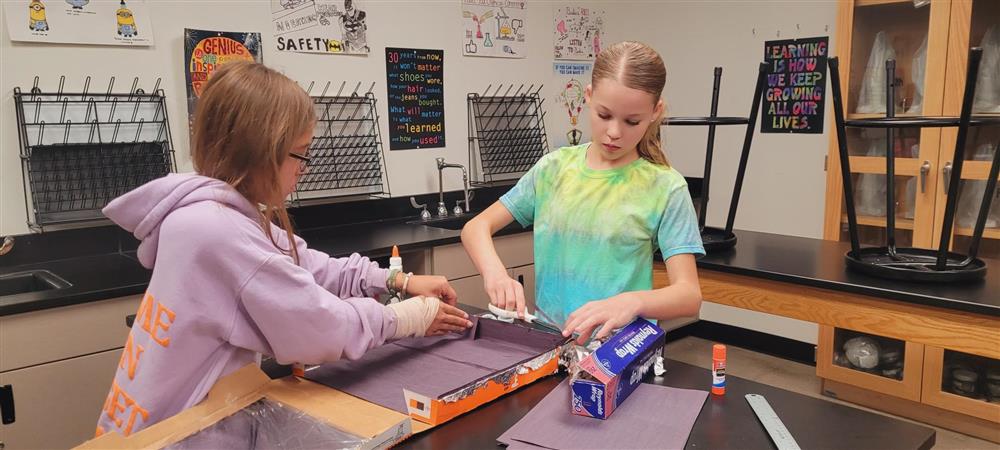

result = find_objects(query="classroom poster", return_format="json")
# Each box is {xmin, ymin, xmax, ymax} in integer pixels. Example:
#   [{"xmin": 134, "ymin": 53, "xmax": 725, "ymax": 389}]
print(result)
[
  {"xmin": 553, "ymin": 62, "xmax": 592, "ymax": 146},
  {"xmin": 183, "ymin": 29, "xmax": 263, "ymax": 129},
  {"xmin": 386, "ymin": 48, "xmax": 445, "ymax": 150},
  {"xmin": 271, "ymin": 0, "xmax": 370, "ymax": 54},
  {"xmin": 762, "ymin": 36, "xmax": 828, "ymax": 134},
  {"xmin": 553, "ymin": 6, "xmax": 604, "ymax": 60},
  {"xmin": 4, "ymin": 0, "xmax": 153, "ymax": 46},
  {"xmin": 461, "ymin": 0, "xmax": 527, "ymax": 58}
]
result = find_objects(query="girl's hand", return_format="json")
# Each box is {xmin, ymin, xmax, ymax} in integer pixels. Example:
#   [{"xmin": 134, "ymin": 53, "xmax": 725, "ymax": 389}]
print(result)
[
  {"xmin": 562, "ymin": 293, "xmax": 642, "ymax": 345},
  {"xmin": 425, "ymin": 302, "xmax": 473, "ymax": 336},
  {"xmin": 404, "ymin": 275, "xmax": 458, "ymax": 305},
  {"xmin": 483, "ymin": 271, "xmax": 527, "ymax": 318}
]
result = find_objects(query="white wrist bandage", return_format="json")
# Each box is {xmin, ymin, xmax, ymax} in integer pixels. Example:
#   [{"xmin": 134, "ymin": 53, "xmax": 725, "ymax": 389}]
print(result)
[{"xmin": 387, "ymin": 296, "xmax": 441, "ymax": 338}]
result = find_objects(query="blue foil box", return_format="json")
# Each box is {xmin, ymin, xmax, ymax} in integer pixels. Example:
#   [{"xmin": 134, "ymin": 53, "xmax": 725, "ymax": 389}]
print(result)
[{"xmin": 570, "ymin": 318, "xmax": 666, "ymax": 419}]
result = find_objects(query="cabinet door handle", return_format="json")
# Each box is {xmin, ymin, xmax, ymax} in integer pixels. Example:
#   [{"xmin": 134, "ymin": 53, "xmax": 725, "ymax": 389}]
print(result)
[
  {"xmin": 0, "ymin": 384, "xmax": 14, "ymax": 425},
  {"xmin": 942, "ymin": 162, "xmax": 953, "ymax": 195},
  {"xmin": 517, "ymin": 275, "xmax": 524, "ymax": 285},
  {"xmin": 919, "ymin": 160, "xmax": 931, "ymax": 193},
  {"xmin": 125, "ymin": 314, "xmax": 136, "ymax": 328}
]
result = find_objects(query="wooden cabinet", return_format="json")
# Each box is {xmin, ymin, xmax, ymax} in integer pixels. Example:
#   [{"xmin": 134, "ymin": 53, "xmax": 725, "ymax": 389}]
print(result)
[
  {"xmin": 921, "ymin": 346, "xmax": 1000, "ymax": 423},
  {"xmin": 824, "ymin": 0, "xmax": 1000, "ymax": 258},
  {"xmin": 816, "ymin": 325, "xmax": 924, "ymax": 401},
  {"xmin": 0, "ymin": 295, "xmax": 141, "ymax": 449},
  {"xmin": 933, "ymin": 0, "xmax": 1000, "ymax": 254}
]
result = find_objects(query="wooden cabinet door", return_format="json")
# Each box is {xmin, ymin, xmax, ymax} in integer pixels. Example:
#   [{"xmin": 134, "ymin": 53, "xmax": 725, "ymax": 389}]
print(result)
[
  {"xmin": 931, "ymin": 0, "xmax": 1000, "ymax": 258},
  {"xmin": 824, "ymin": 0, "xmax": 954, "ymax": 249},
  {"xmin": 921, "ymin": 346, "xmax": 1000, "ymax": 423},
  {"xmin": 816, "ymin": 325, "xmax": 924, "ymax": 402}
]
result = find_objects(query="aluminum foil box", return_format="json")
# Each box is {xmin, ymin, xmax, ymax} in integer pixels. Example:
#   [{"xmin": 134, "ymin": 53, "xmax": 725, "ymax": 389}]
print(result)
[{"xmin": 570, "ymin": 318, "xmax": 665, "ymax": 419}]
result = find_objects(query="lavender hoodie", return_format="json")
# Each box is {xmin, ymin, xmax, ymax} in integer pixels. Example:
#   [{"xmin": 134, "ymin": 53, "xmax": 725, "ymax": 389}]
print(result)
[{"xmin": 95, "ymin": 173, "xmax": 398, "ymax": 437}]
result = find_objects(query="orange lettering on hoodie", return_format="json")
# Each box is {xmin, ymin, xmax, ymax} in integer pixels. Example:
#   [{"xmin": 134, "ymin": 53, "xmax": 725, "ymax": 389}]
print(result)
[
  {"xmin": 119, "ymin": 333, "xmax": 144, "ymax": 379},
  {"xmin": 104, "ymin": 379, "xmax": 149, "ymax": 436},
  {"xmin": 137, "ymin": 292, "xmax": 176, "ymax": 347}
]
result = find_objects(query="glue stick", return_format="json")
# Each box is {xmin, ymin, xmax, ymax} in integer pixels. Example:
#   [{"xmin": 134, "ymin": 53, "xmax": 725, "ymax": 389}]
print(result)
[{"xmin": 712, "ymin": 344, "xmax": 726, "ymax": 395}]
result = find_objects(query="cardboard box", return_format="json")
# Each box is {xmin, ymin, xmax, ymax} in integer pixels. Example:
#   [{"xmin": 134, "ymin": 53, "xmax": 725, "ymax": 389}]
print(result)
[
  {"xmin": 570, "ymin": 318, "xmax": 666, "ymax": 419},
  {"xmin": 403, "ymin": 345, "xmax": 562, "ymax": 425},
  {"xmin": 303, "ymin": 317, "xmax": 567, "ymax": 428},
  {"xmin": 76, "ymin": 364, "xmax": 411, "ymax": 449}
]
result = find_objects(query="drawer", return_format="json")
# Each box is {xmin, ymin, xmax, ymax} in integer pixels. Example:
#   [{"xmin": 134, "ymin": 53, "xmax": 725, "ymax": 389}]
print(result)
[
  {"xmin": 0, "ymin": 349, "xmax": 121, "ymax": 449},
  {"xmin": 450, "ymin": 275, "xmax": 491, "ymax": 310},
  {"xmin": 1, "ymin": 295, "xmax": 141, "ymax": 372},
  {"xmin": 433, "ymin": 232, "xmax": 532, "ymax": 279}
]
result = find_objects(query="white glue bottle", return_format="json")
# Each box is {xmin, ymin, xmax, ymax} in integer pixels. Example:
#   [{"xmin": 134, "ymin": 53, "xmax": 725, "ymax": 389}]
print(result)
[{"xmin": 388, "ymin": 245, "xmax": 403, "ymax": 304}]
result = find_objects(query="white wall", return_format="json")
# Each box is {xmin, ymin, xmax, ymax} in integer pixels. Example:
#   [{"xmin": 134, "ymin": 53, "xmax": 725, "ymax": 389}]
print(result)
[
  {"xmin": 1, "ymin": 0, "xmax": 840, "ymax": 343},
  {"xmin": 1, "ymin": 0, "xmax": 624, "ymax": 235}
]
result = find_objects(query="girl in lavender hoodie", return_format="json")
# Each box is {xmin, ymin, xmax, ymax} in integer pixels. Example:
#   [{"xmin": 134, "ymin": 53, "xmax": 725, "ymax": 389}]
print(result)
[{"xmin": 95, "ymin": 61, "xmax": 472, "ymax": 438}]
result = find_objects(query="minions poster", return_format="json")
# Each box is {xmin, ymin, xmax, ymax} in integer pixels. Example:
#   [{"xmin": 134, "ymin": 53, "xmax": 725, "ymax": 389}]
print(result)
[
  {"xmin": 3, "ymin": 0, "xmax": 153, "ymax": 46},
  {"xmin": 183, "ymin": 28, "xmax": 263, "ymax": 129}
]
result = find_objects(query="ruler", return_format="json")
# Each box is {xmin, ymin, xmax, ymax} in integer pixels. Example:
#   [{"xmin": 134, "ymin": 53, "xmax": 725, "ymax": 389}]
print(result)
[{"xmin": 745, "ymin": 394, "xmax": 802, "ymax": 450}]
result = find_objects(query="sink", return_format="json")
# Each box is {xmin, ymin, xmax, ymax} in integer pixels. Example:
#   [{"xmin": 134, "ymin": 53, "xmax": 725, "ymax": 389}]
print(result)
[
  {"xmin": 408, "ymin": 214, "xmax": 526, "ymax": 233},
  {"xmin": 409, "ymin": 215, "xmax": 477, "ymax": 230},
  {"xmin": 0, "ymin": 270, "xmax": 72, "ymax": 296}
]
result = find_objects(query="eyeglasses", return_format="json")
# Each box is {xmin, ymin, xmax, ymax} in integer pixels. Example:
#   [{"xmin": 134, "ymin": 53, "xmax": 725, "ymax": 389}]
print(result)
[{"xmin": 288, "ymin": 152, "xmax": 311, "ymax": 168}]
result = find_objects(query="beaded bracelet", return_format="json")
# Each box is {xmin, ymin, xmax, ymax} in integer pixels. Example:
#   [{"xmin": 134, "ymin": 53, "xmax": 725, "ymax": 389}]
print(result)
[
  {"xmin": 401, "ymin": 272, "xmax": 414, "ymax": 297},
  {"xmin": 386, "ymin": 268, "xmax": 401, "ymax": 297}
]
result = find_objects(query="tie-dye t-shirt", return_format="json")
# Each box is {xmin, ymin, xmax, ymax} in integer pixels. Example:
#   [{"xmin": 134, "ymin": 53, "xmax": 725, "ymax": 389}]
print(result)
[{"xmin": 500, "ymin": 143, "xmax": 704, "ymax": 326}]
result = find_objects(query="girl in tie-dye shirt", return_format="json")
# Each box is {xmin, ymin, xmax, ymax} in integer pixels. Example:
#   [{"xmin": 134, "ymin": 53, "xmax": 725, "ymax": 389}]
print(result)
[{"xmin": 462, "ymin": 41, "xmax": 704, "ymax": 344}]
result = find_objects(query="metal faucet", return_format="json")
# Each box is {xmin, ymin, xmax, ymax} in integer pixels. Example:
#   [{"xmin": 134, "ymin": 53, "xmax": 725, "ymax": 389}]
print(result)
[
  {"xmin": 0, "ymin": 236, "xmax": 13, "ymax": 256},
  {"xmin": 436, "ymin": 157, "xmax": 470, "ymax": 217}
]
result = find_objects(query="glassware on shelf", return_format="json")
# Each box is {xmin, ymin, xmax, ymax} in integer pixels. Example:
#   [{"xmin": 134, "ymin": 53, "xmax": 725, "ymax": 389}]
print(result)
[{"xmin": 857, "ymin": 31, "xmax": 898, "ymax": 114}]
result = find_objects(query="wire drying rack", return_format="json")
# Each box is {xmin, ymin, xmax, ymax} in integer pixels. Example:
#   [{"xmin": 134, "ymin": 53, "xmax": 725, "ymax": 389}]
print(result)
[
  {"xmin": 291, "ymin": 81, "xmax": 391, "ymax": 205},
  {"xmin": 467, "ymin": 84, "xmax": 549, "ymax": 186},
  {"xmin": 13, "ymin": 76, "xmax": 177, "ymax": 231}
]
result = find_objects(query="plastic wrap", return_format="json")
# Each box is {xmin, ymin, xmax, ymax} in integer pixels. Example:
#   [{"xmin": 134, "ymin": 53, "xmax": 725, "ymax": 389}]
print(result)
[
  {"xmin": 856, "ymin": 31, "xmax": 897, "ymax": 114},
  {"xmin": 957, "ymin": 143, "xmax": 1000, "ymax": 228},
  {"xmin": 844, "ymin": 336, "xmax": 882, "ymax": 370},
  {"xmin": 856, "ymin": 139, "xmax": 888, "ymax": 216},
  {"xmin": 165, "ymin": 399, "xmax": 368, "ymax": 450},
  {"xmin": 974, "ymin": 25, "xmax": 1000, "ymax": 113},
  {"xmin": 907, "ymin": 35, "xmax": 928, "ymax": 114}
]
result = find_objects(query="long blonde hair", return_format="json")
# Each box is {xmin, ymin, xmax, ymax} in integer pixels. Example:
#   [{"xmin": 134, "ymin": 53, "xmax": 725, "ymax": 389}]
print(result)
[
  {"xmin": 592, "ymin": 41, "xmax": 669, "ymax": 166},
  {"xmin": 191, "ymin": 61, "xmax": 315, "ymax": 264}
]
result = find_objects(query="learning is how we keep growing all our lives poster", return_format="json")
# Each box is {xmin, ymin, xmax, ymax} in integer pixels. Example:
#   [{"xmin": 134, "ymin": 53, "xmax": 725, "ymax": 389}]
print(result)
[{"xmin": 763, "ymin": 36, "xmax": 828, "ymax": 134}]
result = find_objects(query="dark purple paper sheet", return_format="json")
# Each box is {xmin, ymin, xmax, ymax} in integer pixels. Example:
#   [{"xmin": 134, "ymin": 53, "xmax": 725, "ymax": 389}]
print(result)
[
  {"xmin": 497, "ymin": 381, "xmax": 708, "ymax": 450},
  {"xmin": 305, "ymin": 318, "xmax": 565, "ymax": 414}
]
